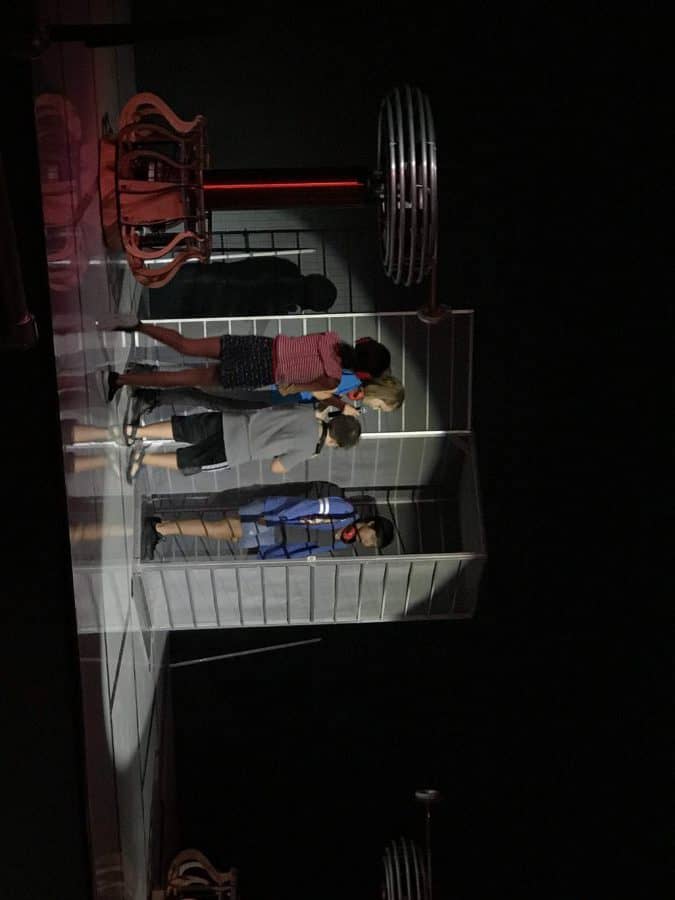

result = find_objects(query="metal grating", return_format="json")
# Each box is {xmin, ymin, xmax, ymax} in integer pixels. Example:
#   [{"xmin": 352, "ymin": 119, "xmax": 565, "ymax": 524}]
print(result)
[{"xmin": 119, "ymin": 308, "xmax": 485, "ymax": 626}]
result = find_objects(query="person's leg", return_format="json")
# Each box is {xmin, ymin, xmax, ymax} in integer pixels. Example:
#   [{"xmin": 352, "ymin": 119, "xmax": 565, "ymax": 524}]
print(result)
[
  {"xmin": 70, "ymin": 424, "xmax": 113, "ymax": 442},
  {"xmin": 141, "ymin": 452, "xmax": 180, "ymax": 470},
  {"xmin": 125, "ymin": 420, "xmax": 174, "ymax": 441},
  {"xmin": 127, "ymin": 414, "xmax": 225, "ymax": 481},
  {"xmin": 70, "ymin": 522, "xmax": 127, "ymax": 542},
  {"xmin": 155, "ymin": 518, "xmax": 241, "ymax": 540},
  {"xmin": 69, "ymin": 454, "xmax": 108, "ymax": 473},
  {"xmin": 136, "ymin": 323, "xmax": 222, "ymax": 359},
  {"xmin": 113, "ymin": 364, "xmax": 221, "ymax": 391},
  {"xmin": 126, "ymin": 444, "xmax": 179, "ymax": 483}
]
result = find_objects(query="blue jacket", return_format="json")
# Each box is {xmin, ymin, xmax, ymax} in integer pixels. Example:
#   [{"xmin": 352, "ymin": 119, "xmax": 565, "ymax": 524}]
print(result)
[{"xmin": 245, "ymin": 496, "xmax": 358, "ymax": 559}]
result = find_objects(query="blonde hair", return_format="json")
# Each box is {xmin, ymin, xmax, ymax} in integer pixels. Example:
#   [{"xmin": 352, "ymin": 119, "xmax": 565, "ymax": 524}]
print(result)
[{"xmin": 362, "ymin": 375, "xmax": 405, "ymax": 410}]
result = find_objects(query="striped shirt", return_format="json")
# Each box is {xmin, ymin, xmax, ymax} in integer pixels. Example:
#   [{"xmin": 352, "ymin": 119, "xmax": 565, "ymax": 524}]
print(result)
[{"xmin": 272, "ymin": 331, "xmax": 342, "ymax": 389}]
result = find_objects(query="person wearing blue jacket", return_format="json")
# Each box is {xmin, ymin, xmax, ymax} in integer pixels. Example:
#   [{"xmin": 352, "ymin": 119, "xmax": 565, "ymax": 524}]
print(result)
[{"xmin": 142, "ymin": 494, "xmax": 394, "ymax": 560}]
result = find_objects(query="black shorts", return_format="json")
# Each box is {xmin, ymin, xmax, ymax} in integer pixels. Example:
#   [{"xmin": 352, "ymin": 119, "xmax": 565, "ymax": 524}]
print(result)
[
  {"xmin": 171, "ymin": 413, "xmax": 228, "ymax": 474},
  {"xmin": 219, "ymin": 334, "xmax": 274, "ymax": 389}
]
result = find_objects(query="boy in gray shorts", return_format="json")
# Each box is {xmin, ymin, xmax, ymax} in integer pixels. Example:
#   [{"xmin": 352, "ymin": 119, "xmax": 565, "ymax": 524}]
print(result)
[{"xmin": 124, "ymin": 404, "xmax": 360, "ymax": 483}]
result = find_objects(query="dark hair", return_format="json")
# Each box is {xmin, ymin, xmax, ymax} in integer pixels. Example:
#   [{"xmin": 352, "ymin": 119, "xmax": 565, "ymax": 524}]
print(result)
[
  {"xmin": 371, "ymin": 516, "xmax": 395, "ymax": 549},
  {"xmin": 303, "ymin": 274, "xmax": 337, "ymax": 312},
  {"xmin": 338, "ymin": 338, "xmax": 391, "ymax": 378},
  {"xmin": 328, "ymin": 415, "xmax": 361, "ymax": 448}
]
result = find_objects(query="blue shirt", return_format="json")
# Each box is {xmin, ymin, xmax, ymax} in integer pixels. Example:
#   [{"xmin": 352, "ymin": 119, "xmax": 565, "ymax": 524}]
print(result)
[{"xmin": 265, "ymin": 370, "xmax": 362, "ymax": 404}]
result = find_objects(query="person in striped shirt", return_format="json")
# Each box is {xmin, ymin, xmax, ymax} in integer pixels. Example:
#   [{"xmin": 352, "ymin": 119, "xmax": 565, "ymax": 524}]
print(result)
[{"xmin": 100, "ymin": 315, "xmax": 391, "ymax": 417}]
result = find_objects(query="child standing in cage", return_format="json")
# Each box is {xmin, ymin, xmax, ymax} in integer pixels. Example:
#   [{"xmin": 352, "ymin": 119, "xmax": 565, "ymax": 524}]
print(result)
[
  {"xmin": 99, "ymin": 315, "xmax": 391, "ymax": 416},
  {"xmin": 265, "ymin": 372, "xmax": 405, "ymax": 413},
  {"xmin": 128, "ymin": 372, "xmax": 406, "ymax": 420}
]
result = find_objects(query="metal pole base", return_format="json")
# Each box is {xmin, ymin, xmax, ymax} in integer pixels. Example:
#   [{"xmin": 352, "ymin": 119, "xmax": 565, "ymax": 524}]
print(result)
[{"xmin": 416, "ymin": 303, "xmax": 452, "ymax": 325}]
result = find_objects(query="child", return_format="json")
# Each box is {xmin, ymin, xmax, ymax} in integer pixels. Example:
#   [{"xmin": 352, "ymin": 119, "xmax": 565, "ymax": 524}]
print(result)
[
  {"xmin": 260, "ymin": 372, "xmax": 405, "ymax": 413},
  {"xmin": 99, "ymin": 316, "xmax": 390, "ymax": 415},
  {"xmin": 129, "ymin": 373, "xmax": 405, "ymax": 419},
  {"xmin": 142, "ymin": 495, "xmax": 395, "ymax": 560},
  {"xmin": 123, "ymin": 403, "xmax": 360, "ymax": 482}
]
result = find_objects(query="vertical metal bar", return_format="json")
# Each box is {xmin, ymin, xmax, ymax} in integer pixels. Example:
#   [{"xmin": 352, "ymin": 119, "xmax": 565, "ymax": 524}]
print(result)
[
  {"xmin": 380, "ymin": 563, "xmax": 389, "ymax": 620},
  {"xmin": 438, "ymin": 502, "xmax": 446, "ymax": 553},
  {"xmin": 210, "ymin": 568, "xmax": 221, "ymax": 627},
  {"xmin": 285, "ymin": 566, "xmax": 291, "ymax": 625},
  {"xmin": 185, "ymin": 569, "xmax": 197, "ymax": 627},
  {"xmin": 356, "ymin": 563, "xmax": 364, "ymax": 621},
  {"xmin": 410, "ymin": 837, "xmax": 424, "ymax": 900},
  {"xmin": 384, "ymin": 852, "xmax": 393, "ymax": 900},
  {"xmin": 373, "ymin": 434, "xmax": 381, "ymax": 491},
  {"xmin": 416, "ymin": 437, "xmax": 427, "ymax": 493},
  {"xmin": 309, "ymin": 565, "xmax": 315, "ymax": 623},
  {"xmin": 234, "ymin": 567, "xmax": 244, "ymax": 626},
  {"xmin": 321, "ymin": 231, "xmax": 327, "ymax": 278},
  {"xmin": 333, "ymin": 565, "xmax": 339, "ymax": 622},
  {"xmin": 296, "ymin": 229, "xmax": 301, "ymax": 274},
  {"xmin": 426, "ymin": 561, "xmax": 438, "ymax": 617},
  {"xmin": 394, "ymin": 434, "xmax": 404, "ymax": 496},
  {"xmin": 402, "ymin": 837, "xmax": 413, "ymax": 900},
  {"xmin": 392, "ymin": 839, "xmax": 403, "ymax": 900},
  {"xmin": 350, "ymin": 418, "xmax": 357, "ymax": 487},
  {"xmin": 424, "ymin": 814, "xmax": 433, "ymax": 900},
  {"xmin": 451, "ymin": 559, "xmax": 463, "ymax": 614},
  {"xmin": 158, "ymin": 569, "xmax": 174, "ymax": 629},
  {"xmin": 402, "ymin": 562, "xmax": 413, "ymax": 618},
  {"xmin": 260, "ymin": 567, "xmax": 267, "ymax": 625}
]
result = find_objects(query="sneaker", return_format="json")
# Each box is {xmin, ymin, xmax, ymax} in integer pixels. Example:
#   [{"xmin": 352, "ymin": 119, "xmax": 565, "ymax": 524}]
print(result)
[
  {"xmin": 124, "ymin": 387, "xmax": 157, "ymax": 429},
  {"xmin": 141, "ymin": 516, "xmax": 164, "ymax": 560},
  {"xmin": 106, "ymin": 370, "xmax": 122, "ymax": 403}
]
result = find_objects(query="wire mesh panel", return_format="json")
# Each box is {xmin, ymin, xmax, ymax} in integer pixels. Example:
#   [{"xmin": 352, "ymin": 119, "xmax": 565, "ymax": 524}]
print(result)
[
  {"xmin": 133, "ymin": 310, "xmax": 474, "ymax": 437},
  {"xmin": 128, "ymin": 308, "xmax": 485, "ymax": 626},
  {"xmin": 139, "ymin": 553, "xmax": 482, "ymax": 629}
]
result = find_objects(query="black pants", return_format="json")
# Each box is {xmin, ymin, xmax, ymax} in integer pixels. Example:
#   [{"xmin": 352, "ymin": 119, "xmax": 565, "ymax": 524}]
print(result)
[{"xmin": 171, "ymin": 414, "xmax": 228, "ymax": 474}]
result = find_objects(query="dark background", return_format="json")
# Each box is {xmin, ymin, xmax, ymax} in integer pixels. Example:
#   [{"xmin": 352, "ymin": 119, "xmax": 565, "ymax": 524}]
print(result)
[
  {"xmin": 1, "ymin": 8, "xmax": 667, "ymax": 900},
  {"xmin": 132, "ymin": 10, "xmax": 504, "ymax": 897}
]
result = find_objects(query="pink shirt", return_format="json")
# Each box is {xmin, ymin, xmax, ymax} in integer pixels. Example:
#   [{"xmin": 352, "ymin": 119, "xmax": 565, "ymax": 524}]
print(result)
[{"xmin": 272, "ymin": 331, "xmax": 342, "ymax": 389}]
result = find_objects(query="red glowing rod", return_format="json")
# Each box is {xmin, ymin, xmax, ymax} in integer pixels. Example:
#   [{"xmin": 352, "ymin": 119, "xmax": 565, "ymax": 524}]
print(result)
[{"xmin": 203, "ymin": 180, "xmax": 364, "ymax": 190}]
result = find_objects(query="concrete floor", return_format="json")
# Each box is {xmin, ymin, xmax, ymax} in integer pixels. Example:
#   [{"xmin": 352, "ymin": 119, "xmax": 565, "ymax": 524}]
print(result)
[{"xmin": 31, "ymin": 1, "xmax": 170, "ymax": 896}]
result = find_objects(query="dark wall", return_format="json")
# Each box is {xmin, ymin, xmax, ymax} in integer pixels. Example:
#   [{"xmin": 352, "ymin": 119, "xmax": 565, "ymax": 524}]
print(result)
[
  {"xmin": 131, "ymin": 8, "xmax": 495, "ymax": 313},
  {"xmin": 134, "ymin": 10, "xmax": 663, "ymax": 900},
  {"xmin": 132, "ymin": 6, "xmax": 500, "ymax": 558},
  {"xmin": 134, "ymin": 11, "xmax": 503, "ymax": 898},
  {"xmin": 170, "ymin": 620, "xmax": 498, "ymax": 900}
]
